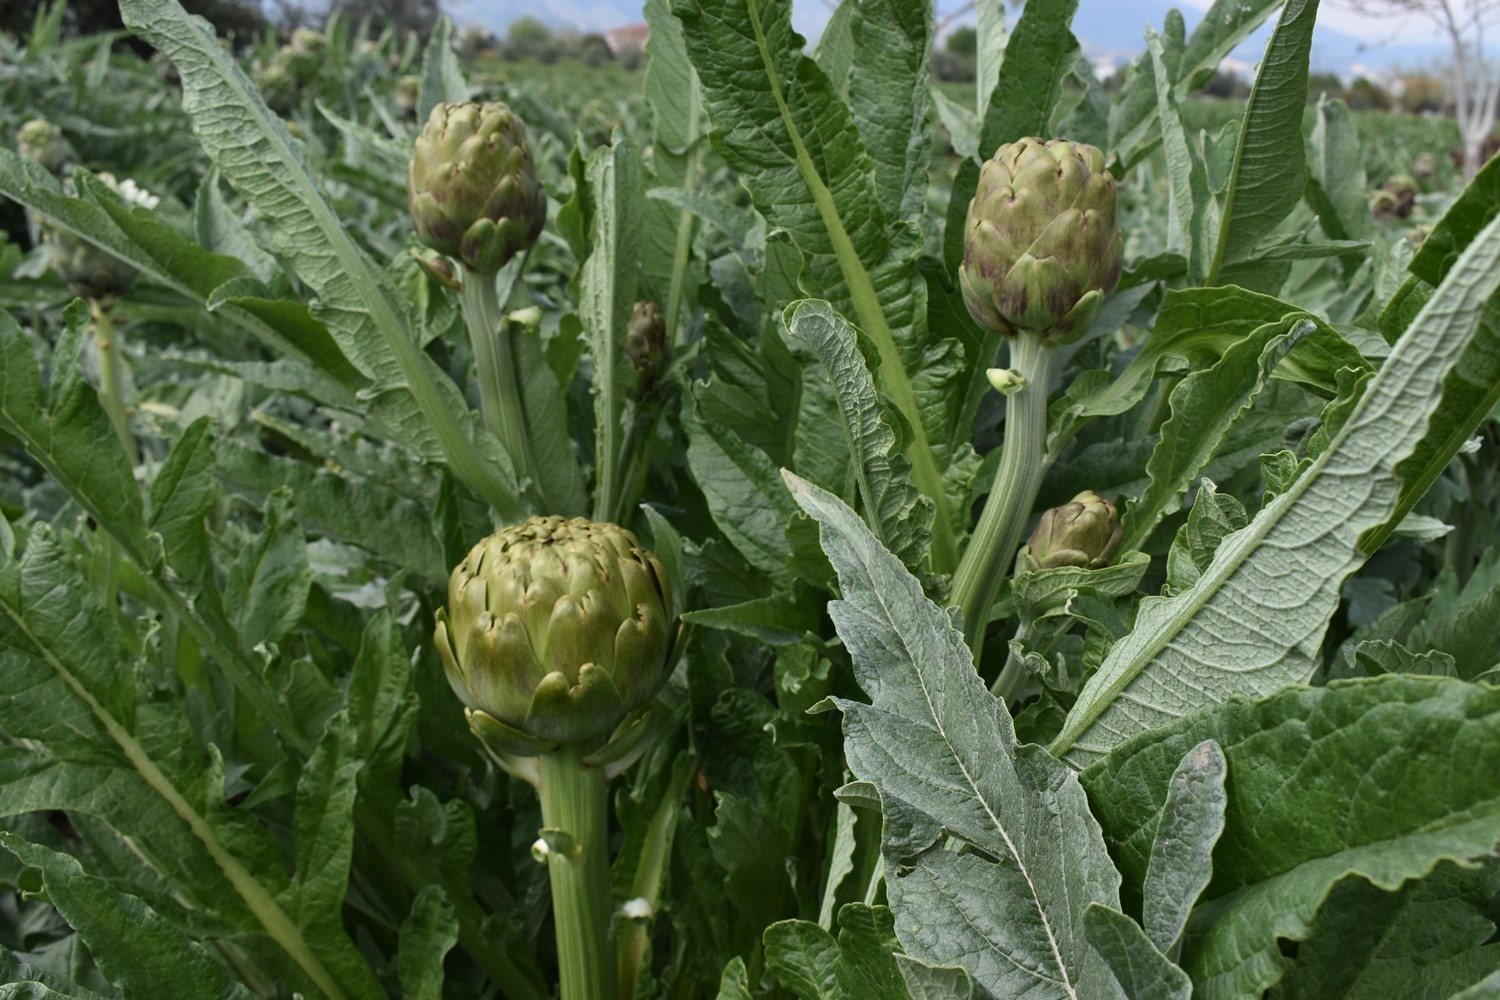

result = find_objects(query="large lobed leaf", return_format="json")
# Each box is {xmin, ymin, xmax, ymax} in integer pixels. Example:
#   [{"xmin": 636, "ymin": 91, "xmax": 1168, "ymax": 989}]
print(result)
[
  {"xmin": 787, "ymin": 473, "xmax": 1122, "ymax": 998},
  {"xmin": 674, "ymin": 0, "xmax": 960, "ymax": 569},
  {"xmin": 1082, "ymin": 675, "xmax": 1500, "ymax": 999},
  {"xmin": 1050, "ymin": 210, "xmax": 1500, "ymax": 766},
  {"xmin": 117, "ymin": 0, "xmax": 522, "ymax": 520}
]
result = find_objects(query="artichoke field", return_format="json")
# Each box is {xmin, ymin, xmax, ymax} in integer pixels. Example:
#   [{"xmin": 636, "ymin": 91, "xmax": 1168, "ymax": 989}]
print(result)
[{"xmin": 1, "ymin": 0, "xmax": 1499, "ymax": 998}]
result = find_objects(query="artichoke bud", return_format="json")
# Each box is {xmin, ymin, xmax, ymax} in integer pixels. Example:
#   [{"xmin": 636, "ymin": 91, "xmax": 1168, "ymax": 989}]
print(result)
[
  {"xmin": 42, "ymin": 226, "xmax": 138, "ymax": 299},
  {"xmin": 435, "ymin": 516, "xmax": 677, "ymax": 752},
  {"xmin": 625, "ymin": 300, "xmax": 666, "ymax": 392},
  {"xmin": 17, "ymin": 119, "xmax": 69, "ymax": 175},
  {"xmin": 1018, "ymin": 490, "xmax": 1122, "ymax": 572},
  {"xmin": 960, "ymin": 137, "xmax": 1124, "ymax": 345},
  {"xmin": 408, "ymin": 101, "xmax": 547, "ymax": 274},
  {"xmin": 395, "ymin": 74, "xmax": 422, "ymax": 118}
]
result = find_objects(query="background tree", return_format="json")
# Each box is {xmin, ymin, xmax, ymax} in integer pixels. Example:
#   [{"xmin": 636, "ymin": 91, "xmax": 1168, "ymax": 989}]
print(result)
[{"xmin": 1337, "ymin": 0, "xmax": 1500, "ymax": 176}]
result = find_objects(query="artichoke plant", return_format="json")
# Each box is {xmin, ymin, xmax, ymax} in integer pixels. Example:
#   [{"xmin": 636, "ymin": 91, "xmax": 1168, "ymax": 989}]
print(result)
[
  {"xmin": 407, "ymin": 101, "xmax": 547, "ymax": 275},
  {"xmin": 434, "ymin": 516, "xmax": 676, "ymax": 752},
  {"xmin": 1018, "ymin": 490, "xmax": 1122, "ymax": 571},
  {"xmin": 960, "ymin": 137, "xmax": 1124, "ymax": 344}
]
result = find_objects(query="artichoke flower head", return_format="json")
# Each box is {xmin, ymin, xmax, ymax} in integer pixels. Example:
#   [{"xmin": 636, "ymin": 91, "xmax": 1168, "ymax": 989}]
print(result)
[
  {"xmin": 408, "ymin": 101, "xmax": 547, "ymax": 275},
  {"xmin": 1018, "ymin": 490, "xmax": 1122, "ymax": 572},
  {"xmin": 435, "ymin": 516, "xmax": 676, "ymax": 753},
  {"xmin": 960, "ymin": 137, "xmax": 1124, "ymax": 344}
]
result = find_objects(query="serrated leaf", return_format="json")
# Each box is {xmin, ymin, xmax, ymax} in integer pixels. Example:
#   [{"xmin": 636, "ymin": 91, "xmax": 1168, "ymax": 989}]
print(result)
[
  {"xmin": 1209, "ymin": 0, "xmax": 1318, "ymax": 275},
  {"xmin": 786, "ymin": 472, "xmax": 1121, "ymax": 998},
  {"xmin": 416, "ymin": 17, "xmax": 466, "ymax": 123},
  {"xmin": 223, "ymin": 490, "xmax": 311, "ymax": 651},
  {"xmin": 1082, "ymin": 905, "xmax": 1192, "ymax": 999},
  {"xmin": 118, "ymin": 0, "xmax": 520, "ymax": 519},
  {"xmin": 1141, "ymin": 740, "xmax": 1226, "ymax": 954},
  {"xmin": 1050, "ymin": 212, "xmax": 1500, "ymax": 767},
  {"xmin": 214, "ymin": 438, "xmax": 446, "ymax": 581},
  {"xmin": 1082, "ymin": 676, "xmax": 1500, "ymax": 1000},
  {"xmin": 785, "ymin": 299, "xmax": 932, "ymax": 572},
  {"xmin": 0, "ymin": 838, "xmax": 254, "ymax": 1000},
  {"xmin": 676, "ymin": 0, "xmax": 956, "ymax": 569},
  {"xmin": 397, "ymin": 885, "xmax": 458, "ymax": 1000},
  {"xmin": 1275, "ymin": 862, "xmax": 1500, "ymax": 999},
  {"xmin": 0, "ymin": 530, "xmax": 374, "ymax": 997},
  {"xmin": 1121, "ymin": 316, "xmax": 1310, "ymax": 552}
]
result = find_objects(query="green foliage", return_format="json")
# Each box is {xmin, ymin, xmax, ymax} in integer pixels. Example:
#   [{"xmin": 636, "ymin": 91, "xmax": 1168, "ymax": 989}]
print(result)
[{"xmin": 1, "ymin": 0, "xmax": 1498, "ymax": 996}]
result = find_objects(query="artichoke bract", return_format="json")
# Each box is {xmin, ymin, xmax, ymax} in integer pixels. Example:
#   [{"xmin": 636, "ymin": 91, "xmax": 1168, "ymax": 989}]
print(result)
[
  {"xmin": 1018, "ymin": 490, "xmax": 1122, "ymax": 572},
  {"xmin": 435, "ymin": 516, "xmax": 675, "ymax": 751},
  {"xmin": 960, "ymin": 137, "xmax": 1124, "ymax": 344},
  {"xmin": 408, "ymin": 101, "xmax": 546, "ymax": 274}
]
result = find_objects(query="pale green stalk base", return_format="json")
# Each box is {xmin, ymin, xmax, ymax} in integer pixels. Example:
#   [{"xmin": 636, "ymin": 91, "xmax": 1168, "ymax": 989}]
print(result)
[
  {"xmin": 538, "ymin": 744, "xmax": 616, "ymax": 1000},
  {"xmin": 617, "ymin": 763, "xmax": 689, "ymax": 1000},
  {"xmin": 951, "ymin": 332, "xmax": 1055, "ymax": 666},
  {"xmin": 91, "ymin": 298, "xmax": 138, "ymax": 466},
  {"xmin": 461, "ymin": 273, "xmax": 539, "ymax": 510}
]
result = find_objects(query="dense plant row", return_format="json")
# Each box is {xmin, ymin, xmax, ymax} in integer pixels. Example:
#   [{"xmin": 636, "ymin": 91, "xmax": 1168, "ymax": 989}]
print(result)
[{"xmin": 0, "ymin": 0, "xmax": 1498, "ymax": 997}]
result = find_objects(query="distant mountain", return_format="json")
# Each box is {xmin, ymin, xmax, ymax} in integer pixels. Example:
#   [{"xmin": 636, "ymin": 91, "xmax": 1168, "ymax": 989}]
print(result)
[{"xmin": 468, "ymin": 0, "xmax": 1451, "ymax": 76}]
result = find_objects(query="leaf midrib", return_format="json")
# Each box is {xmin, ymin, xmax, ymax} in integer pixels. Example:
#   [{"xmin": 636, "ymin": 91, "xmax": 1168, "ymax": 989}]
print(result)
[
  {"xmin": 0, "ymin": 586, "xmax": 348, "ymax": 999},
  {"xmin": 743, "ymin": 0, "xmax": 956, "ymax": 573}
]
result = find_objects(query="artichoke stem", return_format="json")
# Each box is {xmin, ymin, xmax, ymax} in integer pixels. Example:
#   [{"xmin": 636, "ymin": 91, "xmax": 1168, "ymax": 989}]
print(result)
[
  {"xmin": 462, "ymin": 273, "xmax": 541, "ymax": 512},
  {"xmin": 91, "ymin": 297, "xmax": 138, "ymax": 466},
  {"xmin": 537, "ymin": 744, "xmax": 616, "ymax": 1000},
  {"xmin": 951, "ymin": 331, "xmax": 1056, "ymax": 665}
]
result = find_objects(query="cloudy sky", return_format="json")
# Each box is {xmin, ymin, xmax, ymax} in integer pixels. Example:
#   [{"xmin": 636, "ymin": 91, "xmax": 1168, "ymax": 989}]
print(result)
[{"xmin": 449, "ymin": 0, "xmax": 1460, "ymax": 75}]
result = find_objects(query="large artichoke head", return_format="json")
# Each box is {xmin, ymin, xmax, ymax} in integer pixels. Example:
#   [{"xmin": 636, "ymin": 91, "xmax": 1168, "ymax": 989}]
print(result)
[
  {"xmin": 1018, "ymin": 490, "xmax": 1122, "ymax": 572},
  {"xmin": 435, "ymin": 516, "xmax": 676, "ymax": 752},
  {"xmin": 960, "ymin": 138, "xmax": 1124, "ymax": 344},
  {"xmin": 408, "ymin": 101, "xmax": 546, "ymax": 274}
]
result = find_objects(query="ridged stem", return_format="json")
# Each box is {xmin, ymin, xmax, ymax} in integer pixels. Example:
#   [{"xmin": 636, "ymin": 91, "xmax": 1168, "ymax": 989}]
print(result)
[
  {"xmin": 951, "ymin": 331, "xmax": 1055, "ymax": 665},
  {"xmin": 537, "ymin": 744, "xmax": 616, "ymax": 1000},
  {"xmin": 461, "ymin": 272, "xmax": 540, "ymax": 511}
]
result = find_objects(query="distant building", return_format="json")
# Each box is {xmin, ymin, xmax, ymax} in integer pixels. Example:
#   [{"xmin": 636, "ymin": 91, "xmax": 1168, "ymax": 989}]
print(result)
[{"xmin": 605, "ymin": 23, "xmax": 650, "ymax": 56}]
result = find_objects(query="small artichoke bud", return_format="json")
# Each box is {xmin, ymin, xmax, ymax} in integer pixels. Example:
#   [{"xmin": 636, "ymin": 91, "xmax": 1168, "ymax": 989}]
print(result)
[
  {"xmin": 407, "ymin": 101, "xmax": 547, "ymax": 274},
  {"xmin": 960, "ymin": 137, "xmax": 1124, "ymax": 345},
  {"xmin": 289, "ymin": 27, "xmax": 326, "ymax": 56},
  {"xmin": 625, "ymin": 300, "xmax": 666, "ymax": 391},
  {"xmin": 434, "ymin": 516, "xmax": 677, "ymax": 751},
  {"xmin": 43, "ymin": 226, "xmax": 138, "ymax": 299},
  {"xmin": 395, "ymin": 74, "xmax": 422, "ymax": 118},
  {"xmin": 1018, "ymin": 490, "xmax": 1122, "ymax": 572},
  {"xmin": 17, "ymin": 119, "xmax": 69, "ymax": 175}
]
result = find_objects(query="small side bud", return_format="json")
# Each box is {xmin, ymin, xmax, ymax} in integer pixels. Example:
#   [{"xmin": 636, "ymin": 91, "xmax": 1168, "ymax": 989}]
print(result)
[
  {"xmin": 625, "ymin": 300, "xmax": 666, "ymax": 392},
  {"xmin": 17, "ymin": 119, "xmax": 70, "ymax": 175},
  {"xmin": 1018, "ymin": 490, "xmax": 1122, "ymax": 572}
]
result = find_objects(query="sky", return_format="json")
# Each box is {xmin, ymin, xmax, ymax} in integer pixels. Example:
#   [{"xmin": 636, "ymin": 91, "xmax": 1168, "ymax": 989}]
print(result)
[{"xmin": 449, "ymin": 0, "xmax": 1465, "ymax": 77}]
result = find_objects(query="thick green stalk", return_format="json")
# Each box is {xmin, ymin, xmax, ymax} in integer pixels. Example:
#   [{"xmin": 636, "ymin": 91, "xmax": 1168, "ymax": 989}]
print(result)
[
  {"xmin": 90, "ymin": 298, "xmax": 138, "ymax": 467},
  {"xmin": 461, "ymin": 273, "xmax": 540, "ymax": 511},
  {"xmin": 951, "ymin": 332, "xmax": 1055, "ymax": 662},
  {"xmin": 537, "ymin": 744, "xmax": 616, "ymax": 1000}
]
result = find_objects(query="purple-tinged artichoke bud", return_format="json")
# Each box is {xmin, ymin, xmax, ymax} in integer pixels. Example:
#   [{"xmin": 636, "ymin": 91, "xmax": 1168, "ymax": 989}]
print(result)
[
  {"xmin": 960, "ymin": 137, "xmax": 1124, "ymax": 345},
  {"xmin": 434, "ymin": 516, "xmax": 676, "ymax": 752},
  {"xmin": 17, "ymin": 119, "xmax": 69, "ymax": 175},
  {"xmin": 1018, "ymin": 490, "xmax": 1122, "ymax": 572},
  {"xmin": 625, "ymin": 300, "xmax": 666, "ymax": 391},
  {"xmin": 407, "ymin": 101, "xmax": 547, "ymax": 275}
]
